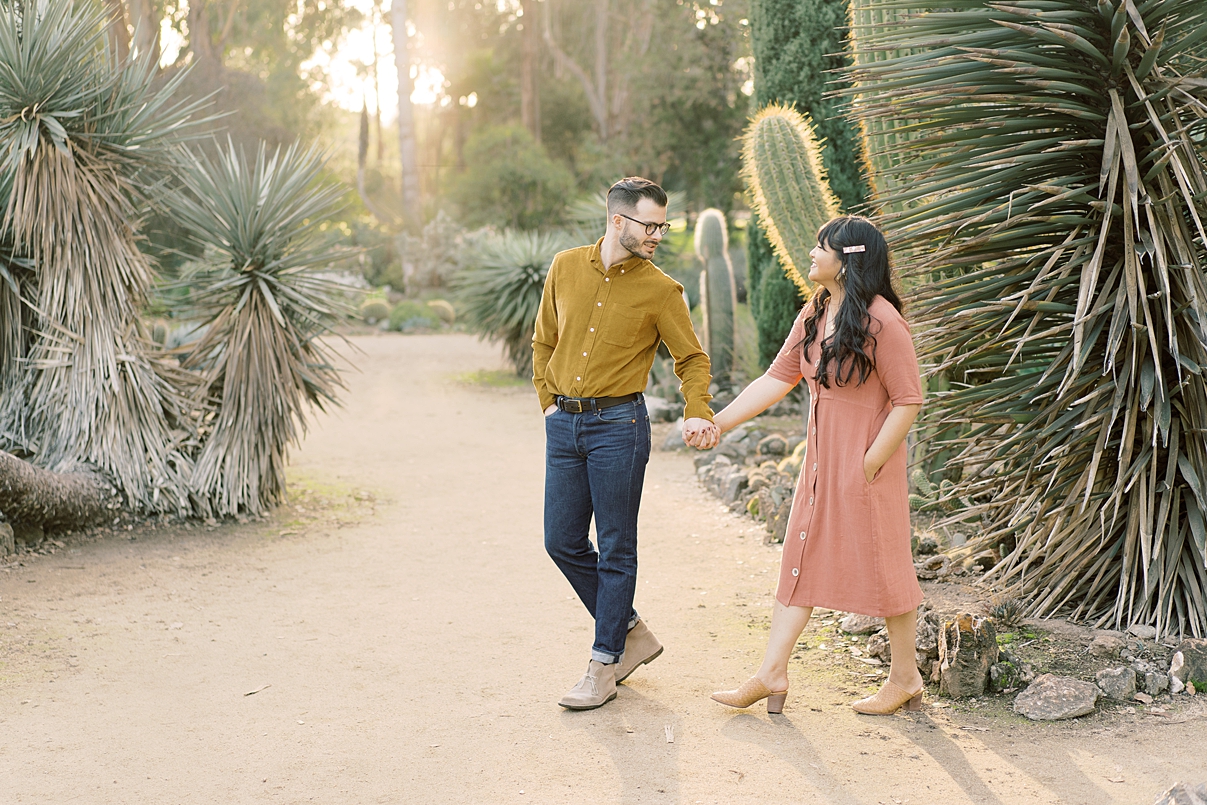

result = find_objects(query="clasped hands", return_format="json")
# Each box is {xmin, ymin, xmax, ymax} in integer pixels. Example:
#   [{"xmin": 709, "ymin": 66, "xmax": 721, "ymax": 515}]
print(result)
[{"xmin": 682, "ymin": 417, "xmax": 720, "ymax": 450}]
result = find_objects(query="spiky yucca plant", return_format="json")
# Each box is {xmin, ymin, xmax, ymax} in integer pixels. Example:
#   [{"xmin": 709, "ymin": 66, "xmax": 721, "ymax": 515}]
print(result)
[
  {"xmin": 741, "ymin": 104, "xmax": 841, "ymax": 295},
  {"xmin": 171, "ymin": 141, "xmax": 351, "ymax": 517},
  {"xmin": 453, "ymin": 230, "xmax": 573, "ymax": 376},
  {"xmin": 0, "ymin": 1, "xmax": 207, "ymax": 513},
  {"xmin": 847, "ymin": 0, "xmax": 923, "ymax": 213},
  {"xmin": 848, "ymin": 0, "xmax": 1207, "ymax": 636}
]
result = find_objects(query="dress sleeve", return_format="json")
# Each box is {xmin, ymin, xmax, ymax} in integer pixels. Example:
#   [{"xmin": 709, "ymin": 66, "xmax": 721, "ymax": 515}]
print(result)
[
  {"xmin": 872, "ymin": 302, "xmax": 924, "ymax": 406},
  {"xmin": 764, "ymin": 306, "xmax": 809, "ymax": 386}
]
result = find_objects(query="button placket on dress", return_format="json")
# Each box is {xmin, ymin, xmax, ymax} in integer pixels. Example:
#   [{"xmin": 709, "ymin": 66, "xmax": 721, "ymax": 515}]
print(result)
[{"xmin": 788, "ymin": 364, "xmax": 823, "ymax": 595}]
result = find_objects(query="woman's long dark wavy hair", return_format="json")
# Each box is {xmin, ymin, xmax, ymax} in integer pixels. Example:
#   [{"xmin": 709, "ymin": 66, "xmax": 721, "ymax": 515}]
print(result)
[{"xmin": 799, "ymin": 215, "xmax": 903, "ymax": 388}]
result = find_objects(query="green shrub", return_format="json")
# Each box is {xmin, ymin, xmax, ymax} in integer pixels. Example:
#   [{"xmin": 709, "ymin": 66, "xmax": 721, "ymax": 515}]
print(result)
[
  {"xmin": 449, "ymin": 126, "xmax": 576, "ymax": 231},
  {"xmin": 359, "ymin": 298, "xmax": 391, "ymax": 324},
  {"xmin": 388, "ymin": 300, "xmax": 441, "ymax": 333}
]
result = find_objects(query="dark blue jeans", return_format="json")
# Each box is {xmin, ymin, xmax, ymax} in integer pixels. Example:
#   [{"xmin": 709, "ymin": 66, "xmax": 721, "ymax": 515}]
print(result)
[{"xmin": 544, "ymin": 397, "xmax": 651, "ymax": 664}]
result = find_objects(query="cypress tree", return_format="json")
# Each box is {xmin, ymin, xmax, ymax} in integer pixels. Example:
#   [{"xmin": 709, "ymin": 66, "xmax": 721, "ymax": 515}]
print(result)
[{"xmin": 746, "ymin": 0, "xmax": 869, "ymax": 368}]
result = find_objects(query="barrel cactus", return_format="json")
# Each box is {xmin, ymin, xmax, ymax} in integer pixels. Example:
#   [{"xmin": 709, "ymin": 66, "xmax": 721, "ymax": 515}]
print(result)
[
  {"xmin": 694, "ymin": 209, "xmax": 736, "ymax": 382},
  {"xmin": 359, "ymin": 298, "xmax": 391, "ymax": 324},
  {"xmin": 740, "ymin": 104, "xmax": 840, "ymax": 295}
]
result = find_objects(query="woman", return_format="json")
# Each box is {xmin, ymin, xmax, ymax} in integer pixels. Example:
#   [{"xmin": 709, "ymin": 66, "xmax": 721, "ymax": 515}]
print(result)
[{"xmin": 701, "ymin": 215, "xmax": 925, "ymax": 715}]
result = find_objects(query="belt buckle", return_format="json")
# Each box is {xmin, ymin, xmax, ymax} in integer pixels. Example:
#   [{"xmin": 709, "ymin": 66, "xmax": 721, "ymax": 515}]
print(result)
[{"xmin": 564, "ymin": 398, "xmax": 584, "ymax": 413}]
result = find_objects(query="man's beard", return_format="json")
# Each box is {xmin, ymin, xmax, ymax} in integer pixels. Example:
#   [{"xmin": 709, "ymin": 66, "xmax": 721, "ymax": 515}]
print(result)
[{"xmin": 619, "ymin": 228, "xmax": 654, "ymax": 258}]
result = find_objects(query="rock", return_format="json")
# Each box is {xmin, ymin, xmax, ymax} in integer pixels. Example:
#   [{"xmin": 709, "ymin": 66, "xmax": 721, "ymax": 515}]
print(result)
[
  {"xmin": 1127, "ymin": 624, "xmax": 1158, "ymax": 640},
  {"xmin": 990, "ymin": 662, "xmax": 1021, "ymax": 693},
  {"xmin": 719, "ymin": 469, "xmax": 749, "ymax": 505},
  {"xmin": 914, "ymin": 610, "xmax": 942, "ymax": 677},
  {"xmin": 1171, "ymin": 639, "xmax": 1207, "ymax": 687},
  {"xmin": 1095, "ymin": 667, "xmax": 1137, "ymax": 700},
  {"xmin": 716, "ymin": 441, "xmax": 748, "ymax": 461},
  {"xmin": 661, "ymin": 418, "xmax": 686, "ymax": 450},
  {"xmin": 1133, "ymin": 691, "xmax": 1154, "ymax": 705},
  {"xmin": 866, "ymin": 631, "xmax": 891, "ymax": 663},
  {"xmin": 13, "ymin": 521, "xmax": 43, "ymax": 550},
  {"xmin": 1143, "ymin": 671, "xmax": 1170, "ymax": 696},
  {"xmin": 1171, "ymin": 675, "xmax": 1186, "ymax": 695},
  {"xmin": 0, "ymin": 522, "xmax": 13, "ymax": 557},
  {"xmin": 645, "ymin": 395, "xmax": 676, "ymax": 423},
  {"xmin": 915, "ymin": 535, "xmax": 939, "ymax": 555},
  {"xmin": 840, "ymin": 613, "xmax": 885, "ymax": 635},
  {"xmin": 915, "ymin": 554, "xmax": 951, "ymax": 580},
  {"xmin": 1152, "ymin": 782, "xmax": 1207, "ymax": 805},
  {"xmin": 745, "ymin": 470, "xmax": 771, "ymax": 494},
  {"xmin": 693, "ymin": 451, "xmax": 718, "ymax": 470},
  {"xmin": 939, "ymin": 614, "xmax": 999, "ymax": 698},
  {"xmin": 765, "ymin": 499, "xmax": 791, "ymax": 545},
  {"xmin": 756, "ymin": 433, "xmax": 789, "ymax": 457},
  {"xmin": 1013, "ymin": 674, "xmax": 1100, "ymax": 721},
  {"xmin": 1088, "ymin": 632, "xmax": 1126, "ymax": 658}
]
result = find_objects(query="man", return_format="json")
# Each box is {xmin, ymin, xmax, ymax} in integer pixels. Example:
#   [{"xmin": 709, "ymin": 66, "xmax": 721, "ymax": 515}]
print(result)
[{"xmin": 533, "ymin": 177, "xmax": 720, "ymax": 710}]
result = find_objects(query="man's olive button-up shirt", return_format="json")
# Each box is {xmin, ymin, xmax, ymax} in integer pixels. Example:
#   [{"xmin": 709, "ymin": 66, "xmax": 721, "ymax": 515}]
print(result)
[{"xmin": 531, "ymin": 238, "xmax": 714, "ymax": 421}]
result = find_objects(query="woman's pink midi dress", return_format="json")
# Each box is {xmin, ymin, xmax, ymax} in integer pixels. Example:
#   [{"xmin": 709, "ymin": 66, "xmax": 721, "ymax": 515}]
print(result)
[{"xmin": 764, "ymin": 295, "xmax": 925, "ymax": 617}]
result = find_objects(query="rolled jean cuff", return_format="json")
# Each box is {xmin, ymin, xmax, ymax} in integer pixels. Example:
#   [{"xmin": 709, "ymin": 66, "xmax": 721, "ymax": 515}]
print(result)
[
  {"xmin": 591, "ymin": 648, "xmax": 623, "ymax": 665},
  {"xmin": 628, "ymin": 614, "xmax": 640, "ymax": 630}
]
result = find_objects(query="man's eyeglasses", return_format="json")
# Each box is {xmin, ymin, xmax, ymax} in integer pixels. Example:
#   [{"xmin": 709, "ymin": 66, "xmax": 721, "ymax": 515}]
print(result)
[{"xmin": 617, "ymin": 213, "xmax": 671, "ymax": 236}]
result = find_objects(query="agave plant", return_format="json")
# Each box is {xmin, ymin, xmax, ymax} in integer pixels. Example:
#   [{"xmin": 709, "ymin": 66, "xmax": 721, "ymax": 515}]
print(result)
[
  {"xmin": 848, "ymin": 0, "xmax": 1207, "ymax": 636},
  {"xmin": 0, "ymin": 0, "xmax": 208, "ymax": 513},
  {"xmin": 453, "ymin": 229, "xmax": 574, "ymax": 375},
  {"xmin": 170, "ymin": 140, "xmax": 351, "ymax": 517}
]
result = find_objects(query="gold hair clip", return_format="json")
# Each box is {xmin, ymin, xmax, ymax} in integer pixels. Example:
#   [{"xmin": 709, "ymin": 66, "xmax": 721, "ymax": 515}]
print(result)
[{"xmin": 842, "ymin": 245, "xmax": 866, "ymax": 254}]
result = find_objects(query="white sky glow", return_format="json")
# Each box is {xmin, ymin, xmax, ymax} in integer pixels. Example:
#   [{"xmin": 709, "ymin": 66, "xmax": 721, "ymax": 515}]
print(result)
[{"xmin": 159, "ymin": 1, "xmax": 447, "ymax": 123}]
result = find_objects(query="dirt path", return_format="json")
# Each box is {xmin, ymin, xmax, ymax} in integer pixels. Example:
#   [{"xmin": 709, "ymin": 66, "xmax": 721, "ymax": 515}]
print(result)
[{"xmin": 2, "ymin": 333, "xmax": 1203, "ymax": 805}]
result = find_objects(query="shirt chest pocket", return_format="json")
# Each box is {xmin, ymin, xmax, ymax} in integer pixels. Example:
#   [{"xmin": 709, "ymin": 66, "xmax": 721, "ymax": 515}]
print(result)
[{"xmin": 600, "ymin": 304, "xmax": 649, "ymax": 348}]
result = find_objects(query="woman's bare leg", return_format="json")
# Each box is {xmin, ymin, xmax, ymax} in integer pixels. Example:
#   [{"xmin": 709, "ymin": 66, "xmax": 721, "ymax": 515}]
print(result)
[
  {"xmin": 885, "ymin": 608, "xmax": 924, "ymax": 691},
  {"xmin": 753, "ymin": 601, "xmax": 813, "ymax": 692}
]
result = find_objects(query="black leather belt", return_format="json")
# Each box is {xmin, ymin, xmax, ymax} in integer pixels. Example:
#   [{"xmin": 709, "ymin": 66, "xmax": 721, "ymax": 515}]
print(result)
[{"xmin": 556, "ymin": 393, "xmax": 642, "ymax": 414}]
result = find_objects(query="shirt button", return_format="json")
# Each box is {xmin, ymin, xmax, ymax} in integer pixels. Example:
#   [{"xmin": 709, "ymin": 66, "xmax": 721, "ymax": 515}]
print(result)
[
  {"xmin": 799, "ymin": 532, "xmax": 806, "ymax": 540},
  {"xmin": 792, "ymin": 568, "xmax": 799, "ymax": 577},
  {"xmin": 582, "ymin": 352, "xmax": 587, "ymax": 357},
  {"xmin": 597, "ymin": 302, "xmax": 602, "ymax": 307},
  {"xmin": 605, "ymin": 278, "xmax": 610, "ymax": 282},
  {"xmin": 590, "ymin": 328, "xmax": 595, "ymax": 332},
  {"xmin": 809, "ymin": 496, "xmax": 813, "ymax": 505},
  {"xmin": 576, "ymin": 376, "xmax": 581, "ymax": 381},
  {"xmin": 812, "ymin": 463, "xmax": 817, "ymax": 471}
]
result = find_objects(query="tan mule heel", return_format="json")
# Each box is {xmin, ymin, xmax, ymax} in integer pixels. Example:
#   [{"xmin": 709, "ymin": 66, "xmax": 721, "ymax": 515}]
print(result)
[
  {"xmin": 851, "ymin": 680, "xmax": 924, "ymax": 715},
  {"xmin": 711, "ymin": 677, "xmax": 789, "ymax": 714}
]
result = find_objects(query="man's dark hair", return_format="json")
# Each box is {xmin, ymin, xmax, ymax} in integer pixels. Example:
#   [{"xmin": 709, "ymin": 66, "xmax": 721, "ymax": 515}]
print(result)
[{"xmin": 606, "ymin": 177, "xmax": 668, "ymax": 215}]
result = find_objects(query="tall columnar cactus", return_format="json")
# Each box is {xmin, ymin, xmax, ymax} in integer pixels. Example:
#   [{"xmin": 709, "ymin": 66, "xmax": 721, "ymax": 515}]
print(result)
[
  {"xmin": 695, "ymin": 209, "xmax": 736, "ymax": 382},
  {"xmin": 847, "ymin": 0, "xmax": 923, "ymax": 215},
  {"xmin": 741, "ymin": 104, "xmax": 840, "ymax": 296}
]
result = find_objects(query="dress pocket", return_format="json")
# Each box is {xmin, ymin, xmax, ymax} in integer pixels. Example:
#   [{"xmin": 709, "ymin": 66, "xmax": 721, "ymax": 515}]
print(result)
[{"xmin": 600, "ymin": 304, "xmax": 648, "ymax": 348}]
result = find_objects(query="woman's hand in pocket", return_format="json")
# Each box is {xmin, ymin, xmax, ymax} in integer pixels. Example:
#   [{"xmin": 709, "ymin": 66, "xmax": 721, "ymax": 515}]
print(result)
[
  {"xmin": 863, "ymin": 453, "xmax": 881, "ymax": 484},
  {"xmin": 544, "ymin": 404, "xmax": 558, "ymax": 417}
]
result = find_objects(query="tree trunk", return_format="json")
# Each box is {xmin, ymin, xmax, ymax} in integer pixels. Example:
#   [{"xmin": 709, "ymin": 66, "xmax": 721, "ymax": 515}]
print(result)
[
  {"xmin": 0, "ymin": 451, "xmax": 114, "ymax": 530},
  {"xmin": 187, "ymin": 0, "xmax": 217, "ymax": 69},
  {"xmin": 390, "ymin": 0, "xmax": 421, "ymax": 232},
  {"xmin": 520, "ymin": 0, "xmax": 542, "ymax": 144},
  {"xmin": 127, "ymin": 0, "xmax": 161, "ymax": 65},
  {"xmin": 104, "ymin": 0, "xmax": 131, "ymax": 61}
]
